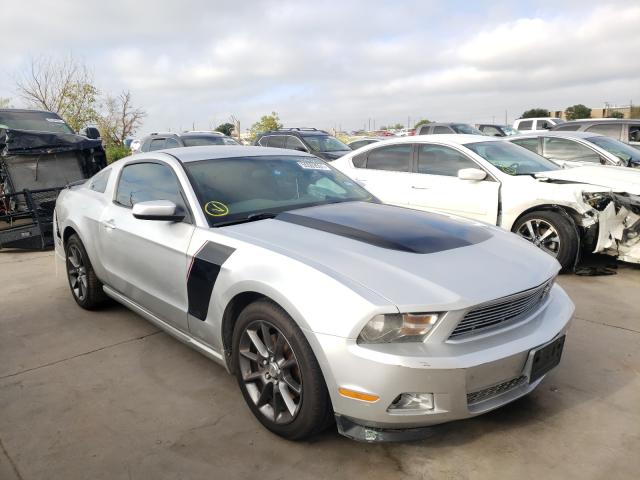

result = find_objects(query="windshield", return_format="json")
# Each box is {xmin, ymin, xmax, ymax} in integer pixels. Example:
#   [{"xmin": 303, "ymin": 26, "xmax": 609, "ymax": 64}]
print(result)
[
  {"xmin": 587, "ymin": 136, "xmax": 640, "ymax": 163},
  {"xmin": 185, "ymin": 155, "xmax": 374, "ymax": 226},
  {"xmin": 451, "ymin": 124, "xmax": 486, "ymax": 135},
  {"xmin": 0, "ymin": 111, "xmax": 74, "ymax": 134},
  {"xmin": 466, "ymin": 141, "xmax": 560, "ymax": 175},
  {"xmin": 502, "ymin": 126, "xmax": 520, "ymax": 136},
  {"xmin": 302, "ymin": 135, "xmax": 350, "ymax": 152},
  {"xmin": 182, "ymin": 136, "xmax": 238, "ymax": 147}
]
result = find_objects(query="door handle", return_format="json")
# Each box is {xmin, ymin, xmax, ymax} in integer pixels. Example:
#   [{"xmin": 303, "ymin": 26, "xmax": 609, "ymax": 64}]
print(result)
[
  {"xmin": 411, "ymin": 186, "xmax": 430, "ymax": 190},
  {"xmin": 101, "ymin": 219, "xmax": 117, "ymax": 230}
]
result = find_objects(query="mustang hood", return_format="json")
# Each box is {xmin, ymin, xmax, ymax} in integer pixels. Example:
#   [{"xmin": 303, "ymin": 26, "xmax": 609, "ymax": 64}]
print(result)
[
  {"xmin": 224, "ymin": 202, "xmax": 559, "ymax": 310},
  {"xmin": 535, "ymin": 165, "xmax": 640, "ymax": 195}
]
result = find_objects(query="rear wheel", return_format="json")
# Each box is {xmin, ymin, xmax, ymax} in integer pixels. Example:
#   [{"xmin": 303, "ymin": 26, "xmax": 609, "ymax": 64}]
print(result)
[
  {"xmin": 513, "ymin": 210, "xmax": 578, "ymax": 270},
  {"xmin": 65, "ymin": 234, "xmax": 109, "ymax": 309},
  {"xmin": 232, "ymin": 299, "xmax": 332, "ymax": 440}
]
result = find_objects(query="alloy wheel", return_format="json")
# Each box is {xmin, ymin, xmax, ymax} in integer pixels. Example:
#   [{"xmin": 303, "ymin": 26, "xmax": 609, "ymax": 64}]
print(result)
[
  {"xmin": 238, "ymin": 320, "xmax": 302, "ymax": 424},
  {"xmin": 517, "ymin": 219, "xmax": 561, "ymax": 257},
  {"xmin": 67, "ymin": 245, "xmax": 88, "ymax": 301}
]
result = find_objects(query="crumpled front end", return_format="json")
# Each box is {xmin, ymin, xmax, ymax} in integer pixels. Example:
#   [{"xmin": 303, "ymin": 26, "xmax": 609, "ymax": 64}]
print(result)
[{"xmin": 583, "ymin": 192, "xmax": 640, "ymax": 263}]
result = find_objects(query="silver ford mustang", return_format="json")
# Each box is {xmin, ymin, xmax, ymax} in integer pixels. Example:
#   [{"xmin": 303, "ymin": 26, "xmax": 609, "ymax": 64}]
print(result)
[{"xmin": 54, "ymin": 145, "xmax": 574, "ymax": 442}]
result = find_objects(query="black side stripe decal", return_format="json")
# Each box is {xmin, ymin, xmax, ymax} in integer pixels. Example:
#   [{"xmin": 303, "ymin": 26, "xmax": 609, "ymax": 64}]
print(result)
[{"xmin": 187, "ymin": 241, "xmax": 235, "ymax": 320}]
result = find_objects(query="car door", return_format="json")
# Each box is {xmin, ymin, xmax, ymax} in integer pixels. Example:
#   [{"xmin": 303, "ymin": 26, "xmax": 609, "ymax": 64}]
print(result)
[
  {"xmin": 348, "ymin": 144, "xmax": 413, "ymax": 206},
  {"xmin": 408, "ymin": 143, "xmax": 500, "ymax": 223},
  {"xmin": 97, "ymin": 160, "xmax": 195, "ymax": 331}
]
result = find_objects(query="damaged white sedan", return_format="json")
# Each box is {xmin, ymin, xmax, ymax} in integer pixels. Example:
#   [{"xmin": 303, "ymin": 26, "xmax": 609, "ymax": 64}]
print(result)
[{"xmin": 333, "ymin": 135, "xmax": 640, "ymax": 269}]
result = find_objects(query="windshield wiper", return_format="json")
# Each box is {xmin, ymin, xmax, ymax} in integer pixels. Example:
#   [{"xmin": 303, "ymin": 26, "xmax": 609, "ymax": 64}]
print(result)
[{"xmin": 214, "ymin": 212, "xmax": 278, "ymax": 227}]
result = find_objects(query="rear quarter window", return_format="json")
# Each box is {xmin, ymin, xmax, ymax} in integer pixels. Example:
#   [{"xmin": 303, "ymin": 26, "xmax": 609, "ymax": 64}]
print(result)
[
  {"xmin": 89, "ymin": 168, "xmax": 111, "ymax": 193},
  {"xmin": 517, "ymin": 120, "xmax": 533, "ymax": 130}
]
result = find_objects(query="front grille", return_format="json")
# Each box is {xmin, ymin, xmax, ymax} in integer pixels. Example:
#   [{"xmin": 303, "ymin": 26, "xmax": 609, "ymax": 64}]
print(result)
[
  {"xmin": 467, "ymin": 376, "xmax": 527, "ymax": 405},
  {"xmin": 449, "ymin": 279, "xmax": 554, "ymax": 339}
]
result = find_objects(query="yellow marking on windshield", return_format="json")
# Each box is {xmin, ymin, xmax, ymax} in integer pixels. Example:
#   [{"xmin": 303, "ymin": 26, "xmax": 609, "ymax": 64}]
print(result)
[{"xmin": 204, "ymin": 201, "xmax": 229, "ymax": 217}]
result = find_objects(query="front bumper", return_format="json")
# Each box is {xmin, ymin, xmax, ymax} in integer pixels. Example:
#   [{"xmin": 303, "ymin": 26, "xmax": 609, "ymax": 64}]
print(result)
[{"xmin": 308, "ymin": 285, "xmax": 574, "ymax": 441}]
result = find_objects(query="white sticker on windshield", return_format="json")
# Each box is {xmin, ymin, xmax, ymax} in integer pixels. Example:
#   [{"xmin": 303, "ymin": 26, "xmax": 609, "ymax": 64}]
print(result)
[
  {"xmin": 46, "ymin": 118, "xmax": 65, "ymax": 123},
  {"xmin": 297, "ymin": 160, "xmax": 330, "ymax": 171}
]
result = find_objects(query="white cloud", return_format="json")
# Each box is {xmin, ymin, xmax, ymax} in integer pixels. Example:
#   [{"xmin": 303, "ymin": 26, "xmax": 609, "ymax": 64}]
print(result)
[{"xmin": 0, "ymin": 0, "xmax": 637, "ymax": 131}]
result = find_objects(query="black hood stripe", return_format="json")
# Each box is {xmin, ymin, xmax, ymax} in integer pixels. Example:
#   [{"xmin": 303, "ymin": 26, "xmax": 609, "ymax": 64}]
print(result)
[
  {"xmin": 276, "ymin": 201, "xmax": 492, "ymax": 254},
  {"xmin": 187, "ymin": 241, "xmax": 235, "ymax": 320}
]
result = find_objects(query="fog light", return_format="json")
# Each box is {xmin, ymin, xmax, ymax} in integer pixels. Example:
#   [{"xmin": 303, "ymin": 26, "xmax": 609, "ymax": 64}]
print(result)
[{"xmin": 387, "ymin": 393, "xmax": 434, "ymax": 412}]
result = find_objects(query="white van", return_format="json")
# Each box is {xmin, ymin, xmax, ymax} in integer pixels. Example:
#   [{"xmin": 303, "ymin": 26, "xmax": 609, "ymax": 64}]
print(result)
[{"xmin": 513, "ymin": 117, "xmax": 564, "ymax": 132}]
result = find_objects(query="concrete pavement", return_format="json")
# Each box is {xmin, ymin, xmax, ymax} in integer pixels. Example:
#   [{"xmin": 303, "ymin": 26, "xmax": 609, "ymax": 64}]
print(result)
[{"xmin": 1, "ymin": 250, "xmax": 638, "ymax": 479}]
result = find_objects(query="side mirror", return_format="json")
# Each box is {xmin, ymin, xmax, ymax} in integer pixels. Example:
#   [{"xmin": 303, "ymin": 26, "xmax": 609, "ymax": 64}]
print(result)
[
  {"xmin": 80, "ymin": 126, "xmax": 101, "ymax": 140},
  {"xmin": 493, "ymin": 132, "xmax": 504, "ymax": 137},
  {"xmin": 293, "ymin": 146, "xmax": 307, "ymax": 152},
  {"xmin": 458, "ymin": 168, "xmax": 487, "ymax": 181},
  {"xmin": 132, "ymin": 200, "xmax": 185, "ymax": 221}
]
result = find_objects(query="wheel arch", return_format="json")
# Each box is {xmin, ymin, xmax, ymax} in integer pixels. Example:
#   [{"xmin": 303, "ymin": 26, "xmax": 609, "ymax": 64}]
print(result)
[
  {"xmin": 219, "ymin": 289, "xmax": 337, "ymax": 401},
  {"xmin": 508, "ymin": 203, "xmax": 584, "ymax": 232}
]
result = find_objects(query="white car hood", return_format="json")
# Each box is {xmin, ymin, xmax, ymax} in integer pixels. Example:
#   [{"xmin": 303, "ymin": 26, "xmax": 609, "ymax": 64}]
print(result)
[
  {"xmin": 223, "ymin": 202, "xmax": 559, "ymax": 311},
  {"xmin": 535, "ymin": 166, "xmax": 640, "ymax": 194}
]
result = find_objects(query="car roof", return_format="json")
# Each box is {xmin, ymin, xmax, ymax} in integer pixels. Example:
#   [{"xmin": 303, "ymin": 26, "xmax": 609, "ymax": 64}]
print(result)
[
  {"xmin": 508, "ymin": 131, "xmax": 604, "ymax": 139},
  {"xmin": 559, "ymin": 119, "xmax": 629, "ymax": 125},
  {"xmin": 259, "ymin": 128, "xmax": 330, "ymax": 136},
  {"xmin": 515, "ymin": 117, "xmax": 561, "ymax": 121},
  {"xmin": 153, "ymin": 145, "xmax": 317, "ymax": 163},
  {"xmin": 0, "ymin": 108, "xmax": 59, "ymax": 115},
  {"xmin": 358, "ymin": 134, "xmax": 496, "ymax": 146},
  {"xmin": 145, "ymin": 131, "xmax": 226, "ymax": 138},
  {"xmin": 425, "ymin": 122, "xmax": 469, "ymax": 126}
]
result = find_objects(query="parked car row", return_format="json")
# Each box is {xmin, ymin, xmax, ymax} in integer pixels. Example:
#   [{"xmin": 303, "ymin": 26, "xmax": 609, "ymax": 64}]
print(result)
[{"xmin": 12, "ymin": 103, "xmax": 633, "ymax": 443}]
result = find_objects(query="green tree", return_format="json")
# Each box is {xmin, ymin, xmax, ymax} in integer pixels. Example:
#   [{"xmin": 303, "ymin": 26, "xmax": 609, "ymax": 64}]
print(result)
[
  {"xmin": 414, "ymin": 119, "xmax": 431, "ymax": 127},
  {"xmin": 565, "ymin": 104, "xmax": 591, "ymax": 121},
  {"xmin": 379, "ymin": 125, "xmax": 388, "ymax": 130},
  {"xmin": 521, "ymin": 108, "xmax": 550, "ymax": 118},
  {"xmin": 215, "ymin": 122, "xmax": 234, "ymax": 136},
  {"xmin": 16, "ymin": 55, "xmax": 100, "ymax": 132},
  {"xmin": 0, "ymin": 97, "xmax": 11, "ymax": 108},
  {"xmin": 249, "ymin": 112, "xmax": 282, "ymax": 140},
  {"xmin": 607, "ymin": 111, "xmax": 624, "ymax": 119},
  {"xmin": 392, "ymin": 123, "xmax": 404, "ymax": 130}
]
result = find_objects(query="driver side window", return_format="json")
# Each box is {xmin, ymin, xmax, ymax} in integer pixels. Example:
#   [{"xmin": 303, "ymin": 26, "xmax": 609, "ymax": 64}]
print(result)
[
  {"xmin": 417, "ymin": 144, "xmax": 479, "ymax": 176},
  {"xmin": 542, "ymin": 138, "xmax": 600, "ymax": 163},
  {"xmin": 115, "ymin": 162, "xmax": 190, "ymax": 219}
]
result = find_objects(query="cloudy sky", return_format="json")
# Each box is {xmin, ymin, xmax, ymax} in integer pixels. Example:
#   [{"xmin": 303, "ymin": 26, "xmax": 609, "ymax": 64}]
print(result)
[{"xmin": 1, "ymin": 0, "xmax": 638, "ymax": 133}]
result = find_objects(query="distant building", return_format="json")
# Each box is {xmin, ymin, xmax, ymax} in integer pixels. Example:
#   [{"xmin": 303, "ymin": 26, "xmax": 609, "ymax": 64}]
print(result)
[{"xmin": 549, "ymin": 105, "xmax": 638, "ymax": 120}]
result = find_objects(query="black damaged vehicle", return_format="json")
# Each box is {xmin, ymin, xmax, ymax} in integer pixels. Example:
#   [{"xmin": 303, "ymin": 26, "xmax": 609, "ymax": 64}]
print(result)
[{"xmin": 0, "ymin": 109, "xmax": 106, "ymax": 249}]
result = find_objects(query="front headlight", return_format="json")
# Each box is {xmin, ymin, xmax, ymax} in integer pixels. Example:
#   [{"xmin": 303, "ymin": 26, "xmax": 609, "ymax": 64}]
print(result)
[{"xmin": 357, "ymin": 313, "xmax": 441, "ymax": 344}]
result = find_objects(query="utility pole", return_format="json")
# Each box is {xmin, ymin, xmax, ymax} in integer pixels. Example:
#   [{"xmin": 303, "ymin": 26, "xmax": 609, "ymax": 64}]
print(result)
[
  {"xmin": 368, "ymin": 118, "xmax": 371, "ymax": 131},
  {"xmin": 505, "ymin": 110, "xmax": 508, "ymax": 125}
]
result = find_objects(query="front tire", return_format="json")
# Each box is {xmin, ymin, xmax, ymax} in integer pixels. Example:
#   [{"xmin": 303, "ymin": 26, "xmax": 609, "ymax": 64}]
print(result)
[
  {"xmin": 232, "ymin": 299, "xmax": 333, "ymax": 440},
  {"xmin": 513, "ymin": 210, "xmax": 578, "ymax": 271},
  {"xmin": 65, "ymin": 234, "xmax": 108, "ymax": 309}
]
